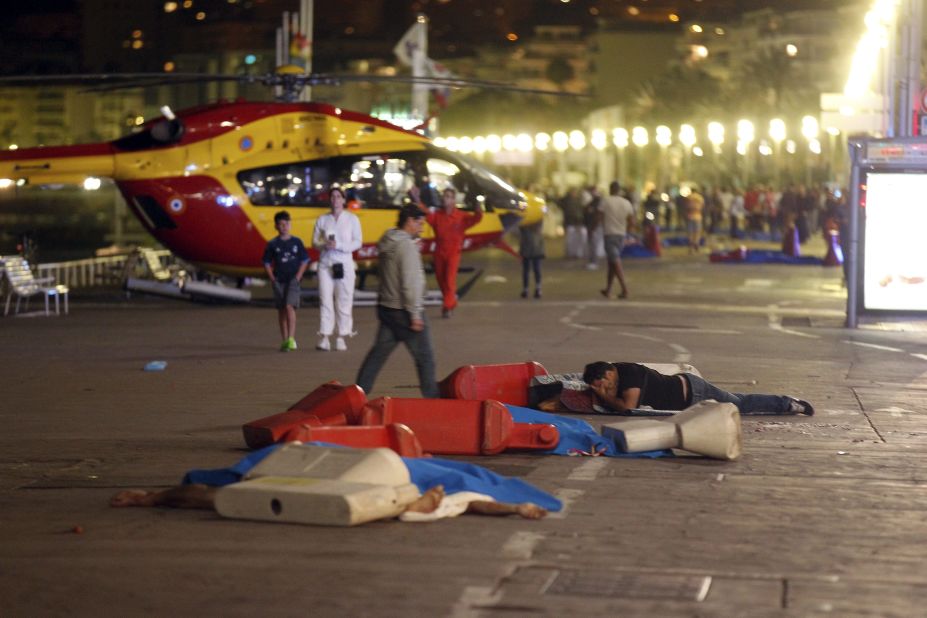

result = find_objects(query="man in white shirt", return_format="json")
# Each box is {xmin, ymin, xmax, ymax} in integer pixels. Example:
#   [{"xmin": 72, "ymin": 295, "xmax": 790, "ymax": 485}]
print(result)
[{"xmin": 598, "ymin": 181, "xmax": 634, "ymax": 299}]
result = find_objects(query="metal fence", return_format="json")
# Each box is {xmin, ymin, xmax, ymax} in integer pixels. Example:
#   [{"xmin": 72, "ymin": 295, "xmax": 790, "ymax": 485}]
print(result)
[{"xmin": 28, "ymin": 250, "xmax": 175, "ymax": 289}]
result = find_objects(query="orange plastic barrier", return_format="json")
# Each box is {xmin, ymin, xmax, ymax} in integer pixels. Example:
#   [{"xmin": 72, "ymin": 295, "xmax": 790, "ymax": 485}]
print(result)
[
  {"xmin": 357, "ymin": 397, "xmax": 559, "ymax": 455},
  {"xmin": 242, "ymin": 381, "xmax": 367, "ymax": 449},
  {"xmin": 281, "ymin": 423, "xmax": 425, "ymax": 458},
  {"xmin": 438, "ymin": 362, "xmax": 548, "ymax": 406}
]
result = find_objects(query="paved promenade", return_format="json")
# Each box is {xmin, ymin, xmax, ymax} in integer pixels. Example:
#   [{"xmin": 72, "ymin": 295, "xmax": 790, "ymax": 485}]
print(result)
[{"xmin": 2, "ymin": 243, "xmax": 926, "ymax": 616}]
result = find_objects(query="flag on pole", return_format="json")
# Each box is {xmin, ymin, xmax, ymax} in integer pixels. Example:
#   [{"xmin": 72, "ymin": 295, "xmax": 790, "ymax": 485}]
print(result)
[
  {"xmin": 426, "ymin": 59, "xmax": 453, "ymax": 108},
  {"xmin": 393, "ymin": 22, "xmax": 426, "ymax": 67}
]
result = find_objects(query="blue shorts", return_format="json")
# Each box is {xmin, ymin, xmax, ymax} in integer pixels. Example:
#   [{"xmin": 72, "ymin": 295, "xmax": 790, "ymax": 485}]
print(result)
[{"xmin": 604, "ymin": 234, "xmax": 625, "ymax": 261}]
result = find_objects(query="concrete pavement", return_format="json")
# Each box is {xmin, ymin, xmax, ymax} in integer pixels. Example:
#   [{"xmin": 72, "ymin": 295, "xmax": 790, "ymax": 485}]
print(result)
[{"xmin": 2, "ymin": 241, "xmax": 926, "ymax": 616}]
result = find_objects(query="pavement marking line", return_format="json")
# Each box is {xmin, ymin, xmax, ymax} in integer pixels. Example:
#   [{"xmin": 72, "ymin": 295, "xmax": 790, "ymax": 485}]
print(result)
[
  {"xmin": 547, "ymin": 488, "xmax": 584, "ymax": 519},
  {"xmin": 470, "ymin": 299, "xmax": 845, "ymax": 319},
  {"xmin": 502, "ymin": 530, "xmax": 547, "ymax": 560},
  {"xmin": 449, "ymin": 586, "xmax": 503, "ymax": 618},
  {"xmin": 843, "ymin": 340, "xmax": 905, "ymax": 353},
  {"xmin": 910, "ymin": 353, "xmax": 927, "ymax": 361},
  {"xmin": 669, "ymin": 343, "xmax": 691, "ymax": 363},
  {"xmin": 567, "ymin": 458, "xmax": 610, "ymax": 481},
  {"xmin": 767, "ymin": 309, "xmax": 820, "ymax": 339}
]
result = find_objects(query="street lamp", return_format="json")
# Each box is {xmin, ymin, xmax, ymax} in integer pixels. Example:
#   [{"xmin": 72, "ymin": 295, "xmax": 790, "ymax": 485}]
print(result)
[
  {"xmin": 707, "ymin": 121, "xmax": 725, "ymax": 186},
  {"xmin": 769, "ymin": 118, "xmax": 786, "ymax": 185},
  {"xmin": 613, "ymin": 127, "xmax": 629, "ymax": 179},
  {"xmin": 552, "ymin": 131, "xmax": 568, "ymax": 194},
  {"xmin": 569, "ymin": 130, "xmax": 586, "ymax": 151},
  {"xmin": 632, "ymin": 127, "xmax": 649, "ymax": 189},
  {"xmin": 736, "ymin": 119, "xmax": 754, "ymax": 186},
  {"xmin": 655, "ymin": 126, "xmax": 671, "ymax": 187},
  {"xmin": 678, "ymin": 124, "xmax": 696, "ymax": 181},
  {"xmin": 801, "ymin": 115, "xmax": 819, "ymax": 185}
]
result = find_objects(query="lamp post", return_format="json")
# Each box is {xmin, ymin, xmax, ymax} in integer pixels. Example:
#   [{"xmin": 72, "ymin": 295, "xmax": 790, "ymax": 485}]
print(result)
[
  {"xmin": 769, "ymin": 118, "xmax": 786, "ymax": 187},
  {"xmin": 552, "ymin": 131, "xmax": 568, "ymax": 195},
  {"xmin": 678, "ymin": 123, "xmax": 696, "ymax": 181},
  {"xmin": 613, "ymin": 127, "xmax": 629, "ymax": 181},
  {"xmin": 707, "ymin": 121, "xmax": 724, "ymax": 187},
  {"xmin": 801, "ymin": 115, "xmax": 819, "ymax": 186},
  {"xmin": 632, "ymin": 126, "xmax": 649, "ymax": 191},
  {"xmin": 655, "ymin": 125, "xmax": 672, "ymax": 188},
  {"xmin": 736, "ymin": 119, "xmax": 754, "ymax": 188}
]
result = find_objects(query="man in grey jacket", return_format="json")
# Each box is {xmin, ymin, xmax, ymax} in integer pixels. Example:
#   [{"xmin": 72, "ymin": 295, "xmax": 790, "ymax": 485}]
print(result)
[{"xmin": 356, "ymin": 205, "xmax": 439, "ymax": 398}]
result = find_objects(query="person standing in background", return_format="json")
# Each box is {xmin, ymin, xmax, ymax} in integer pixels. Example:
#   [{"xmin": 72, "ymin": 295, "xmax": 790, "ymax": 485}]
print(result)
[
  {"xmin": 425, "ymin": 187, "xmax": 483, "ymax": 318},
  {"xmin": 519, "ymin": 220, "xmax": 546, "ymax": 299},
  {"xmin": 312, "ymin": 187, "xmax": 362, "ymax": 351},
  {"xmin": 263, "ymin": 210, "xmax": 310, "ymax": 352},
  {"xmin": 599, "ymin": 181, "xmax": 634, "ymax": 299}
]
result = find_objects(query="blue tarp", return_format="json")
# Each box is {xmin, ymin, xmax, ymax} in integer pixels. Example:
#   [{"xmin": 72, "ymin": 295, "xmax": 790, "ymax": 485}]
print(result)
[
  {"xmin": 182, "ymin": 443, "xmax": 563, "ymax": 512},
  {"xmin": 709, "ymin": 249, "xmax": 823, "ymax": 265},
  {"xmin": 506, "ymin": 406, "xmax": 671, "ymax": 458}
]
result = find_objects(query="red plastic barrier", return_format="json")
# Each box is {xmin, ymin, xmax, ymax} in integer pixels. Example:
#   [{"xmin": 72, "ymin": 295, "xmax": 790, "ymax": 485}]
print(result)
[
  {"xmin": 281, "ymin": 423, "xmax": 425, "ymax": 458},
  {"xmin": 644, "ymin": 224, "xmax": 662, "ymax": 257},
  {"xmin": 242, "ymin": 381, "xmax": 367, "ymax": 449},
  {"xmin": 709, "ymin": 246, "xmax": 747, "ymax": 263},
  {"xmin": 357, "ymin": 397, "xmax": 559, "ymax": 455},
  {"xmin": 782, "ymin": 225, "xmax": 800, "ymax": 257},
  {"xmin": 438, "ymin": 362, "xmax": 548, "ymax": 406}
]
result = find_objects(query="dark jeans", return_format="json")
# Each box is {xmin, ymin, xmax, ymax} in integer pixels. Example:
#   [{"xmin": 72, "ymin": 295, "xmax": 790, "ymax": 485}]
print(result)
[
  {"xmin": 522, "ymin": 257, "xmax": 542, "ymax": 290},
  {"xmin": 684, "ymin": 373, "xmax": 793, "ymax": 415},
  {"xmin": 356, "ymin": 305, "xmax": 438, "ymax": 398}
]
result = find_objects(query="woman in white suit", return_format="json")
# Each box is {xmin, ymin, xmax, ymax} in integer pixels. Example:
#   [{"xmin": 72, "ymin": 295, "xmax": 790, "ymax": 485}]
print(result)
[{"xmin": 312, "ymin": 187, "xmax": 362, "ymax": 351}]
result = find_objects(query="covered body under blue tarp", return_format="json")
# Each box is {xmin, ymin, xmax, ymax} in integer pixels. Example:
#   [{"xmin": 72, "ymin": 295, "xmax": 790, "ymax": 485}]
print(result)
[
  {"xmin": 183, "ymin": 444, "xmax": 563, "ymax": 512},
  {"xmin": 505, "ymin": 406, "xmax": 671, "ymax": 458}
]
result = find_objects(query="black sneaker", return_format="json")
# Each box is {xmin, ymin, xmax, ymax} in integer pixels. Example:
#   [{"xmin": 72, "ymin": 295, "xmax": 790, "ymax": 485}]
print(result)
[{"xmin": 789, "ymin": 398, "xmax": 815, "ymax": 416}]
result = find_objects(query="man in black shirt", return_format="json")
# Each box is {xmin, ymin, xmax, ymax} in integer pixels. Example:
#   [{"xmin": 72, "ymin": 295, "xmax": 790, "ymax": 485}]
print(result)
[{"xmin": 582, "ymin": 361, "xmax": 814, "ymax": 416}]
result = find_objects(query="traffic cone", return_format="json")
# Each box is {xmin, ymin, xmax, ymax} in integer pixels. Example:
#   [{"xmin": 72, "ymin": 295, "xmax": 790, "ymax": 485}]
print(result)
[
  {"xmin": 781, "ymin": 224, "xmax": 800, "ymax": 257},
  {"xmin": 644, "ymin": 223, "xmax": 663, "ymax": 257},
  {"xmin": 823, "ymin": 229, "xmax": 844, "ymax": 266}
]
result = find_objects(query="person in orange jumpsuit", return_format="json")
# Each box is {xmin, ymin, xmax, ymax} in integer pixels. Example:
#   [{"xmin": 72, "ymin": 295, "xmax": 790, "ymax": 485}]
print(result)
[{"xmin": 424, "ymin": 187, "xmax": 483, "ymax": 318}]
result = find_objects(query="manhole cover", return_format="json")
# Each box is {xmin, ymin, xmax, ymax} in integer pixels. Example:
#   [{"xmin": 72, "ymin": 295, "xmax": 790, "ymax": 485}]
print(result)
[{"xmin": 542, "ymin": 570, "xmax": 711, "ymax": 602}]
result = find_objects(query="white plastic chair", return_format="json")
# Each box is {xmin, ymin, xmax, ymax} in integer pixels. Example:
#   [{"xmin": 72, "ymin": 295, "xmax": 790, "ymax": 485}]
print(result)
[{"xmin": 2, "ymin": 256, "xmax": 69, "ymax": 316}]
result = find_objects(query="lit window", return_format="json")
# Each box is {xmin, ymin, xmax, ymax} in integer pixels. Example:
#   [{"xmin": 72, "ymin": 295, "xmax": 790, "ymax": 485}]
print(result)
[
  {"xmin": 164, "ymin": 2, "xmax": 178, "ymax": 12},
  {"xmin": 132, "ymin": 40, "xmax": 143, "ymax": 49},
  {"xmin": 690, "ymin": 24, "xmax": 703, "ymax": 33},
  {"xmin": 669, "ymin": 13, "xmax": 680, "ymax": 22},
  {"xmin": 196, "ymin": 11, "xmax": 206, "ymax": 20},
  {"xmin": 164, "ymin": 61, "xmax": 176, "ymax": 72},
  {"xmin": 183, "ymin": 0, "xmax": 193, "ymax": 8},
  {"xmin": 627, "ymin": 6, "xmax": 640, "ymax": 16},
  {"xmin": 132, "ymin": 29, "xmax": 143, "ymax": 39},
  {"xmin": 714, "ymin": 27, "xmax": 725, "ymax": 35},
  {"xmin": 506, "ymin": 32, "xmax": 518, "ymax": 41},
  {"xmin": 786, "ymin": 44, "xmax": 798, "ymax": 57}
]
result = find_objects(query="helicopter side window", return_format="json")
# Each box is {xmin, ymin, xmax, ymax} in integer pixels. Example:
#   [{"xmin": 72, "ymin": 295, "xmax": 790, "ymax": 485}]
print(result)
[{"xmin": 238, "ymin": 162, "xmax": 331, "ymax": 207}]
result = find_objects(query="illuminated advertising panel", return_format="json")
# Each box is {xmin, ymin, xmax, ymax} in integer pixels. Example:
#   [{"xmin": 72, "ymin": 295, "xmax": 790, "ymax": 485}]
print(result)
[{"xmin": 863, "ymin": 172, "xmax": 927, "ymax": 310}]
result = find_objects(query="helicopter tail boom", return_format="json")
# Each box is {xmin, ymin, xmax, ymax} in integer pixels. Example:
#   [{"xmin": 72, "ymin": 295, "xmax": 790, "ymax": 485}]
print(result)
[{"xmin": 0, "ymin": 143, "xmax": 116, "ymax": 186}]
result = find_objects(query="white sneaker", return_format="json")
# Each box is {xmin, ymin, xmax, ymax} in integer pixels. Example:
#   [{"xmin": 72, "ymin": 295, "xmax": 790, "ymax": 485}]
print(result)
[
  {"xmin": 316, "ymin": 336, "xmax": 331, "ymax": 351},
  {"xmin": 335, "ymin": 337, "xmax": 347, "ymax": 351}
]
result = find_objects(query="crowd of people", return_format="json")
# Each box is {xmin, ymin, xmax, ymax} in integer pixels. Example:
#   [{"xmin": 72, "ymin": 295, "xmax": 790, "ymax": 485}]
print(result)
[{"xmin": 557, "ymin": 181, "xmax": 849, "ymax": 261}]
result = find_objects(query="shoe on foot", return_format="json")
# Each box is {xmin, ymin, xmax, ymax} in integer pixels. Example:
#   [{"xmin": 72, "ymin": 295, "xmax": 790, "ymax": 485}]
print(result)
[
  {"xmin": 534, "ymin": 289, "xmax": 542, "ymax": 299},
  {"xmin": 585, "ymin": 262, "xmax": 598, "ymax": 270},
  {"xmin": 789, "ymin": 398, "xmax": 815, "ymax": 416},
  {"xmin": 618, "ymin": 290, "xmax": 629, "ymax": 299},
  {"xmin": 316, "ymin": 336, "xmax": 331, "ymax": 351},
  {"xmin": 600, "ymin": 289, "xmax": 614, "ymax": 299},
  {"xmin": 520, "ymin": 289, "xmax": 528, "ymax": 299},
  {"xmin": 335, "ymin": 337, "xmax": 347, "ymax": 351},
  {"xmin": 286, "ymin": 337, "xmax": 298, "ymax": 351},
  {"xmin": 442, "ymin": 309, "xmax": 453, "ymax": 318},
  {"xmin": 279, "ymin": 340, "xmax": 290, "ymax": 352}
]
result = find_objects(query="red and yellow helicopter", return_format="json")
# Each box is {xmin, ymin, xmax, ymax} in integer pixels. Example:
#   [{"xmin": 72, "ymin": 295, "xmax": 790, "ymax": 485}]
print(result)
[{"xmin": 0, "ymin": 70, "xmax": 553, "ymax": 277}]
